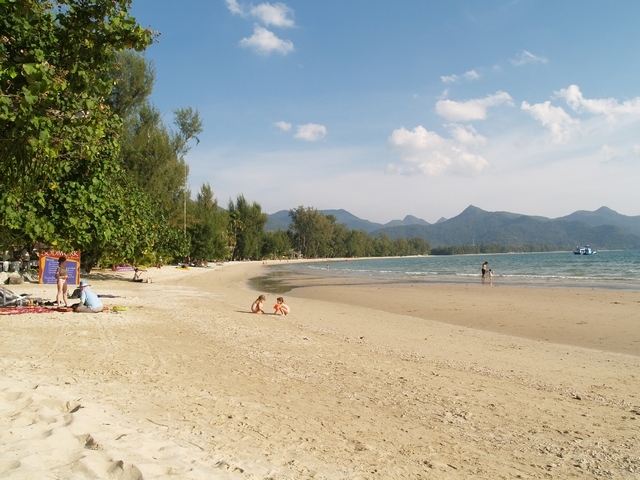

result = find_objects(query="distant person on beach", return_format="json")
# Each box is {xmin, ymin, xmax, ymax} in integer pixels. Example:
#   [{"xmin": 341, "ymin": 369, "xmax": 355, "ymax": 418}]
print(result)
[
  {"xmin": 132, "ymin": 267, "xmax": 144, "ymax": 282},
  {"xmin": 273, "ymin": 297, "xmax": 290, "ymax": 315},
  {"xmin": 481, "ymin": 261, "xmax": 488, "ymax": 283},
  {"xmin": 55, "ymin": 256, "xmax": 69, "ymax": 308},
  {"xmin": 20, "ymin": 249, "xmax": 30, "ymax": 271},
  {"xmin": 251, "ymin": 295, "xmax": 266, "ymax": 314},
  {"xmin": 73, "ymin": 280, "xmax": 103, "ymax": 313},
  {"xmin": 489, "ymin": 269, "xmax": 494, "ymax": 286}
]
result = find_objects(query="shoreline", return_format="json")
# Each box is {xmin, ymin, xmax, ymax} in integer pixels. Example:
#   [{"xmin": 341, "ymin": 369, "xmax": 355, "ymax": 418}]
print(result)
[
  {"xmin": 256, "ymin": 251, "xmax": 640, "ymax": 292},
  {"xmin": 1, "ymin": 261, "xmax": 639, "ymax": 478},
  {"xmin": 250, "ymin": 263, "xmax": 640, "ymax": 356}
]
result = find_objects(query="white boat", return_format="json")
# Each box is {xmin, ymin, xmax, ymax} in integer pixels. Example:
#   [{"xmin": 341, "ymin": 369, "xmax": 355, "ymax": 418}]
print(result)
[{"xmin": 573, "ymin": 245, "xmax": 596, "ymax": 255}]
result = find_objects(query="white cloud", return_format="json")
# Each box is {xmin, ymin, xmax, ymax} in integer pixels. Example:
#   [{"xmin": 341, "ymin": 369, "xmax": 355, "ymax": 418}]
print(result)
[
  {"xmin": 440, "ymin": 69, "xmax": 480, "ymax": 84},
  {"xmin": 510, "ymin": 50, "xmax": 548, "ymax": 66},
  {"xmin": 388, "ymin": 125, "xmax": 489, "ymax": 176},
  {"xmin": 555, "ymin": 85, "xmax": 640, "ymax": 121},
  {"xmin": 464, "ymin": 69, "xmax": 480, "ymax": 81},
  {"xmin": 250, "ymin": 2, "xmax": 295, "ymax": 27},
  {"xmin": 448, "ymin": 124, "xmax": 487, "ymax": 148},
  {"xmin": 521, "ymin": 100, "xmax": 580, "ymax": 144},
  {"xmin": 239, "ymin": 25, "xmax": 294, "ymax": 55},
  {"xmin": 275, "ymin": 121, "xmax": 292, "ymax": 131},
  {"xmin": 226, "ymin": 0, "xmax": 244, "ymax": 15},
  {"xmin": 295, "ymin": 123, "xmax": 327, "ymax": 141},
  {"xmin": 597, "ymin": 144, "xmax": 640, "ymax": 164},
  {"xmin": 436, "ymin": 91, "xmax": 514, "ymax": 121},
  {"xmin": 599, "ymin": 144, "xmax": 620, "ymax": 163}
]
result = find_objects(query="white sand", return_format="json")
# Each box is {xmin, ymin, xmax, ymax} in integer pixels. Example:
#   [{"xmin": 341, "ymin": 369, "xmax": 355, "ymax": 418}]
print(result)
[{"xmin": 1, "ymin": 262, "xmax": 639, "ymax": 479}]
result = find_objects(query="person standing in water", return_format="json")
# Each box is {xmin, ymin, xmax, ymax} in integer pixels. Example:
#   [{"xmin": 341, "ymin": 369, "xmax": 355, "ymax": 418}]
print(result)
[{"xmin": 481, "ymin": 261, "xmax": 489, "ymax": 284}]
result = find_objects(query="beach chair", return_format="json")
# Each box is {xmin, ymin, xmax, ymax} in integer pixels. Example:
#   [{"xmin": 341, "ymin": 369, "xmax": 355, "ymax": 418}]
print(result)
[{"xmin": 0, "ymin": 287, "xmax": 30, "ymax": 306}]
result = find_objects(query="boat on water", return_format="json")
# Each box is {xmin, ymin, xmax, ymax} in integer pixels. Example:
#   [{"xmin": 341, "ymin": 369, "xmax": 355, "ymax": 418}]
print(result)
[{"xmin": 573, "ymin": 245, "xmax": 596, "ymax": 255}]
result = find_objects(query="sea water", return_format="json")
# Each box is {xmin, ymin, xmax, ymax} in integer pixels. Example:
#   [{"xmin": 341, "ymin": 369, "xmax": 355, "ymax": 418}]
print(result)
[{"xmin": 269, "ymin": 250, "xmax": 640, "ymax": 291}]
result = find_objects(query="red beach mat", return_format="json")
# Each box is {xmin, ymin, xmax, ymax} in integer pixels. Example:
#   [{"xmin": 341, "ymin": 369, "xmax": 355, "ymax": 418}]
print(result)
[{"xmin": 0, "ymin": 306, "xmax": 59, "ymax": 315}]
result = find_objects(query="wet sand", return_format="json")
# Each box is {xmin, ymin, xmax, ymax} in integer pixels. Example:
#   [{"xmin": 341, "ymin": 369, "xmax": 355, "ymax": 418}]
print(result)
[{"xmin": 251, "ymin": 263, "xmax": 640, "ymax": 355}]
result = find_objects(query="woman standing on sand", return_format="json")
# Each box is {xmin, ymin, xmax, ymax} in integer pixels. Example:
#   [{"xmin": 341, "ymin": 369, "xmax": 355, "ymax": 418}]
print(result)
[{"xmin": 55, "ymin": 256, "xmax": 69, "ymax": 308}]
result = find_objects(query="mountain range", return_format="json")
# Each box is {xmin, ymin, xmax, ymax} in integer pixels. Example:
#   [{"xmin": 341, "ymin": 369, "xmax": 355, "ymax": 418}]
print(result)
[{"xmin": 266, "ymin": 206, "xmax": 640, "ymax": 250}]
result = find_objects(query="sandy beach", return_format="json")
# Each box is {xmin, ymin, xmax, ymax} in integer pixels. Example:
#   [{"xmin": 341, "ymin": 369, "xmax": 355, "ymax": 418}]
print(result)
[{"xmin": 1, "ymin": 261, "xmax": 639, "ymax": 479}]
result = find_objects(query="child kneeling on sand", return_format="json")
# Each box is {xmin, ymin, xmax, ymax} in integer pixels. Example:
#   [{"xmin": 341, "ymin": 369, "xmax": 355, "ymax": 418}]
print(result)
[
  {"xmin": 251, "ymin": 295, "xmax": 266, "ymax": 314},
  {"xmin": 273, "ymin": 297, "xmax": 290, "ymax": 315}
]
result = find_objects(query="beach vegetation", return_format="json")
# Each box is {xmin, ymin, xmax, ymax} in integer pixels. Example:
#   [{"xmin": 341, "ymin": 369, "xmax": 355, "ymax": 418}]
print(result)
[
  {"xmin": 0, "ymin": 0, "xmax": 157, "ymax": 270},
  {"xmin": 430, "ymin": 244, "xmax": 559, "ymax": 255},
  {"xmin": 188, "ymin": 183, "xmax": 229, "ymax": 262},
  {"xmin": 261, "ymin": 230, "xmax": 293, "ymax": 260},
  {"xmin": 111, "ymin": 50, "xmax": 203, "ymax": 262},
  {"xmin": 286, "ymin": 206, "xmax": 430, "ymax": 259},
  {"xmin": 289, "ymin": 206, "xmax": 337, "ymax": 258},
  {"xmin": 0, "ymin": 0, "xmax": 211, "ymax": 269},
  {"xmin": 228, "ymin": 195, "xmax": 268, "ymax": 261}
]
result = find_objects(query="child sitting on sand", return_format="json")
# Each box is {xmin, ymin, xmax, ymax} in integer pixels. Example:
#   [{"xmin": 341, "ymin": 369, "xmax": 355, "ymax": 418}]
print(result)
[
  {"xmin": 251, "ymin": 295, "xmax": 266, "ymax": 314},
  {"xmin": 132, "ymin": 267, "xmax": 144, "ymax": 282},
  {"xmin": 273, "ymin": 297, "xmax": 290, "ymax": 315}
]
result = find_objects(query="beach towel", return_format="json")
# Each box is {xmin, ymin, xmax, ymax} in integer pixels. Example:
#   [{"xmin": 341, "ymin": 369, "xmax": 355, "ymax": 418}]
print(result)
[{"xmin": 0, "ymin": 306, "xmax": 59, "ymax": 315}]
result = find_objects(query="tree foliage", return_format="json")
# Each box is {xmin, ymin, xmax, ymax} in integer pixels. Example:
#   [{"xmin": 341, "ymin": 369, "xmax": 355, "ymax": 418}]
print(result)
[
  {"xmin": 0, "ymin": 0, "xmax": 154, "ymax": 263},
  {"xmin": 228, "ymin": 195, "xmax": 268, "ymax": 260},
  {"xmin": 188, "ymin": 183, "xmax": 228, "ymax": 262},
  {"xmin": 261, "ymin": 230, "xmax": 292, "ymax": 259},
  {"xmin": 287, "ymin": 206, "xmax": 430, "ymax": 259},
  {"xmin": 289, "ymin": 206, "xmax": 335, "ymax": 258}
]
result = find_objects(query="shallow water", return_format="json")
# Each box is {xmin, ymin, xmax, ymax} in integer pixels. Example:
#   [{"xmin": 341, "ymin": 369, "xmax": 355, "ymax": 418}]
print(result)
[{"xmin": 256, "ymin": 250, "xmax": 640, "ymax": 292}]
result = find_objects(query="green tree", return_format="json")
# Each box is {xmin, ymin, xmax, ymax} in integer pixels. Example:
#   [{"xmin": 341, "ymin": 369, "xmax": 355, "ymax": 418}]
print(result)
[
  {"xmin": 109, "ymin": 50, "xmax": 155, "ymax": 119},
  {"xmin": 108, "ymin": 52, "xmax": 203, "ymax": 260},
  {"xmin": 189, "ymin": 183, "xmax": 229, "ymax": 262},
  {"xmin": 344, "ymin": 229, "xmax": 372, "ymax": 258},
  {"xmin": 408, "ymin": 237, "xmax": 430, "ymax": 255},
  {"xmin": 372, "ymin": 233, "xmax": 393, "ymax": 257},
  {"xmin": 118, "ymin": 103, "xmax": 193, "ymax": 230},
  {"xmin": 392, "ymin": 238, "xmax": 411, "ymax": 256},
  {"xmin": 330, "ymin": 222, "xmax": 349, "ymax": 257},
  {"xmin": 172, "ymin": 106, "xmax": 203, "ymax": 235},
  {"xmin": 262, "ymin": 230, "xmax": 292, "ymax": 259},
  {"xmin": 288, "ymin": 206, "xmax": 337, "ymax": 258},
  {"xmin": 1, "ymin": 0, "xmax": 153, "ymax": 257},
  {"xmin": 228, "ymin": 195, "xmax": 267, "ymax": 260}
]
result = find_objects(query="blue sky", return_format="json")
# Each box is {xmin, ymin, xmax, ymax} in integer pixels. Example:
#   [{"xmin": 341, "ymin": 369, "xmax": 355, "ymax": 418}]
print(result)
[{"xmin": 130, "ymin": 0, "xmax": 640, "ymax": 224}]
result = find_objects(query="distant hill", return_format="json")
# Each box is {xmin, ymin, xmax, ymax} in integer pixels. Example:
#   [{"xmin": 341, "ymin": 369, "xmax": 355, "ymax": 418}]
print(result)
[
  {"xmin": 265, "ymin": 210, "xmax": 291, "ymax": 231},
  {"xmin": 558, "ymin": 206, "xmax": 640, "ymax": 237},
  {"xmin": 265, "ymin": 205, "xmax": 640, "ymax": 250},
  {"xmin": 371, "ymin": 205, "xmax": 640, "ymax": 250},
  {"xmin": 383, "ymin": 215, "xmax": 430, "ymax": 229},
  {"xmin": 265, "ymin": 210, "xmax": 396, "ymax": 233},
  {"xmin": 265, "ymin": 209, "xmax": 427, "ymax": 233},
  {"xmin": 321, "ymin": 209, "xmax": 384, "ymax": 233}
]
